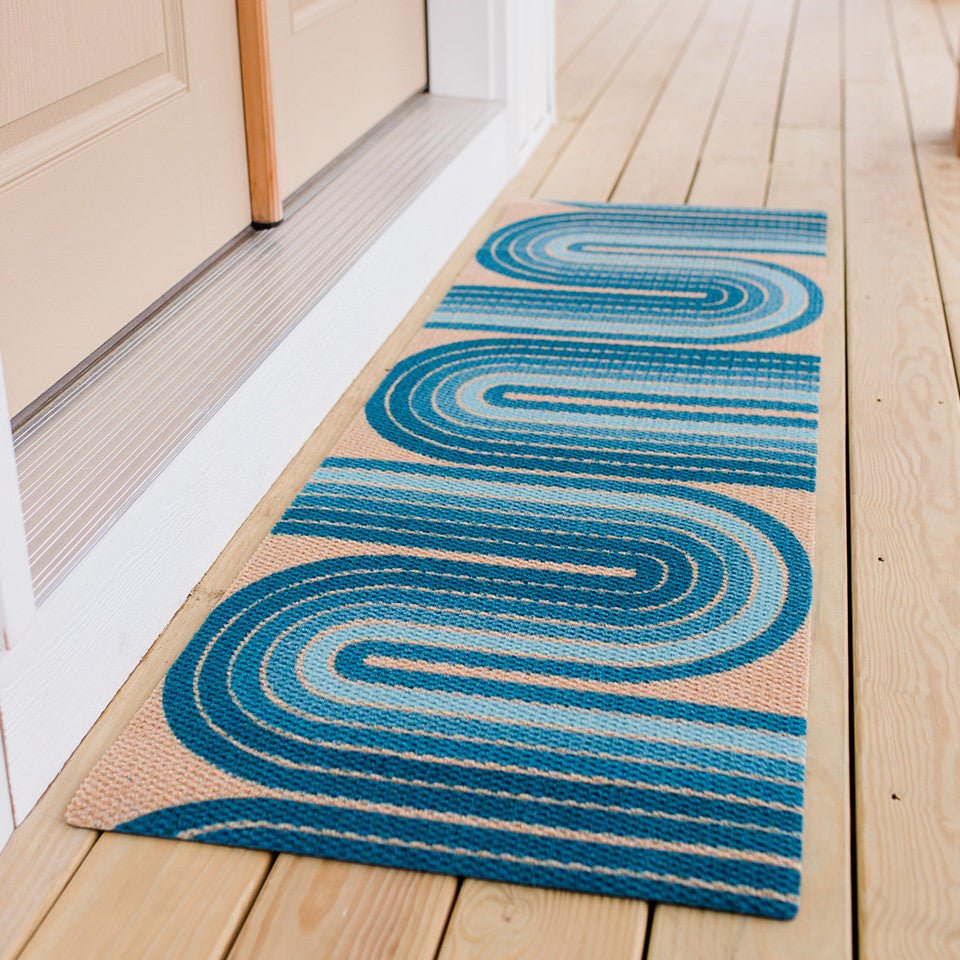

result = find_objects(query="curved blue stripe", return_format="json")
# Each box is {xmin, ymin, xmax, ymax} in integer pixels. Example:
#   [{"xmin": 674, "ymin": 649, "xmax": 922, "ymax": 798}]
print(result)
[
  {"xmin": 366, "ymin": 338, "xmax": 820, "ymax": 490},
  {"xmin": 122, "ymin": 202, "xmax": 826, "ymax": 923},
  {"xmin": 162, "ymin": 466, "xmax": 811, "ymax": 849},
  {"xmin": 118, "ymin": 799, "xmax": 800, "ymax": 916},
  {"xmin": 443, "ymin": 209, "xmax": 823, "ymax": 343}
]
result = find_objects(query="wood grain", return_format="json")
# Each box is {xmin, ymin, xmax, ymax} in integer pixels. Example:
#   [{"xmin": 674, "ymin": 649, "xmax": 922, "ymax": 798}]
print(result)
[
  {"xmin": 611, "ymin": 0, "xmax": 752, "ymax": 203},
  {"xmin": 934, "ymin": 0, "xmax": 960, "ymax": 61},
  {"xmin": 539, "ymin": 0, "xmax": 708, "ymax": 202},
  {"xmin": 699, "ymin": 0, "xmax": 797, "ymax": 160},
  {"xmin": 437, "ymin": 882, "xmax": 646, "ymax": 960},
  {"xmin": 228, "ymin": 859, "xmax": 456, "ymax": 960},
  {"xmin": 236, "ymin": 0, "xmax": 282, "ymax": 225},
  {"xmin": 556, "ymin": 0, "xmax": 625, "ymax": 70},
  {"xmin": 889, "ymin": 0, "xmax": 960, "ymax": 388},
  {"xmin": 845, "ymin": 0, "xmax": 960, "ymax": 954},
  {"xmin": 555, "ymin": 0, "xmax": 663, "ymax": 121},
  {"xmin": 687, "ymin": 0, "xmax": 798, "ymax": 206},
  {"xmin": 17, "ymin": 836, "xmax": 270, "ymax": 960}
]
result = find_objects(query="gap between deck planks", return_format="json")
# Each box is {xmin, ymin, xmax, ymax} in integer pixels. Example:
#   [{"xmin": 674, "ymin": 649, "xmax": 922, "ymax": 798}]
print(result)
[
  {"xmin": 541, "ymin": 0, "xmax": 712, "ymax": 201},
  {"xmin": 610, "ymin": 0, "xmax": 753, "ymax": 203},
  {"xmin": 556, "ymin": 0, "xmax": 626, "ymax": 72},
  {"xmin": 555, "ymin": 0, "xmax": 666, "ymax": 123},
  {"xmin": 685, "ymin": 0, "xmax": 799, "ymax": 208}
]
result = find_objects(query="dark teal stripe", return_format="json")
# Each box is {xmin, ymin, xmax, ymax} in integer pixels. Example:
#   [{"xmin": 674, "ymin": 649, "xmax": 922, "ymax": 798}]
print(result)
[{"xmin": 119, "ymin": 799, "xmax": 801, "ymax": 917}]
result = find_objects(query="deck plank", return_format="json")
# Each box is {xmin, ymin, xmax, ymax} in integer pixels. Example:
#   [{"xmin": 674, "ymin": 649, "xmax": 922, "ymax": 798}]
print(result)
[
  {"xmin": 611, "ymin": 0, "xmax": 752, "ymax": 203},
  {"xmin": 557, "ymin": 0, "xmax": 626, "ymax": 71},
  {"xmin": 556, "ymin": 0, "xmax": 665, "ymax": 122},
  {"xmin": 0, "ymin": 818, "xmax": 94, "ymax": 960},
  {"xmin": 889, "ymin": 0, "xmax": 960, "ymax": 390},
  {"xmin": 934, "ymin": 0, "xmax": 960, "ymax": 61},
  {"xmin": 17, "ymin": 836, "xmax": 270, "ymax": 960},
  {"xmin": 845, "ymin": 0, "xmax": 960, "ymax": 955},
  {"xmin": 686, "ymin": 0, "xmax": 798, "ymax": 206},
  {"xmin": 227, "ymin": 860, "xmax": 456, "ymax": 960},
  {"xmin": 540, "ymin": 0, "xmax": 709, "ymax": 202},
  {"xmin": 0, "ymin": 587, "xmax": 256, "ymax": 960},
  {"xmin": 437, "ymin": 883, "xmax": 647, "ymax": 960}
]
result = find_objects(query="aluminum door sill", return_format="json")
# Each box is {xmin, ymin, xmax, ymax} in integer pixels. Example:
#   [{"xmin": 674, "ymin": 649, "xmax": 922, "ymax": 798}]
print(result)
[{"xmin": 13, "ymin": 94, "xmax": 503, "ymax": 601}]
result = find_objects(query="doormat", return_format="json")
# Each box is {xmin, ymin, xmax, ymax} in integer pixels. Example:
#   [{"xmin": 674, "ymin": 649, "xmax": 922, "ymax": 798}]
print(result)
[{"xmin": 68, "ymin": 201, "xmax": 827, "ymax": 920}]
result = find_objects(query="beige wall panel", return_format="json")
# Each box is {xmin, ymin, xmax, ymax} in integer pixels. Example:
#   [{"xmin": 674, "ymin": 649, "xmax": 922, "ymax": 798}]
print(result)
[
  {"xmin": 0, "ymin": 0, "xmax": 250, "ymax": 415},
  {"xmin": 269, "ymin": 0, "xmax": 427, "ymax": 197}
]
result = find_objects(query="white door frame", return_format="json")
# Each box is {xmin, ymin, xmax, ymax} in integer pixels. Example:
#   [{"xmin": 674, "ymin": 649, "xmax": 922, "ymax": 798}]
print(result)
[
  {"xmin": 0, "ymin": 352, "xmax": 30, "ymax": 847},
  {"xmin": 0, "ymin": 738, "xmax": 12, "ymax": 849},
  {"xmin": 0, "ymin": 354, "xmax": 34, "ymax": 651},
  {"xmin": 428, "ymin": 0, "xmax": 556, "ymax": 161}
]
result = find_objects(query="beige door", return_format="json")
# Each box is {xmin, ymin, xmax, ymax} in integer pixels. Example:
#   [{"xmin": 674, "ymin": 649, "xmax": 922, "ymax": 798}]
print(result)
[
  {"xmin": 268, "ymin": 0, "xmax": 428, "ymax": 198},
  {"xmin": 0, "ymin": 0, "xmax": 251, "ymax": 416}
]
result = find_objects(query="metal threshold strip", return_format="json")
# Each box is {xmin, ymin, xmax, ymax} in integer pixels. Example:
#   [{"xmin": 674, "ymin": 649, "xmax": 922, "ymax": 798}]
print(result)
[{"xmin": 14, "ymin": 94, "xmax": 503, "ymax": 601}]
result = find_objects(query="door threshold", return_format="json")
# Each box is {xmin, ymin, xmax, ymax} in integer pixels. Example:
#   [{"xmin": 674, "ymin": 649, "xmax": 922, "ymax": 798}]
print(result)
[{"xmin": 13, "ymin": 93, "xmax": 502, "ymax": 601}]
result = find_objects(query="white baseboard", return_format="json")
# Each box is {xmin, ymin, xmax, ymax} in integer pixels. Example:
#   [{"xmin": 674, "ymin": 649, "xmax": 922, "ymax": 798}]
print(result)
[
  {"xmin": 0, "ymin": 107, "xmax": 543, "ymax": 820},
  {"xmin": 0, "ymin": 752, "xmax": 12, "ymax": 851}
]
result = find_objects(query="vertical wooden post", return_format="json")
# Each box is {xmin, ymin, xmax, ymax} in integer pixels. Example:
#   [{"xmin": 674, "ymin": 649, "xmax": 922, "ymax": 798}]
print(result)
[{"xmin": 236, "ymin": 0, "xmax": 283, "ymax": 227}]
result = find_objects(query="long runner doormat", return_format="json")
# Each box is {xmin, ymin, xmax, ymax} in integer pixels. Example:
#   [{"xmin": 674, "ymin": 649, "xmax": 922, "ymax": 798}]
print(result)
[{"xmin": 68, "ymin": 201, "xmax": 827, "ymax": 920}]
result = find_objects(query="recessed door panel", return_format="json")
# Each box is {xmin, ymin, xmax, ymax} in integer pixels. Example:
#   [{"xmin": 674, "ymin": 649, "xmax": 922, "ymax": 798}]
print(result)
[
  {"xmin": 269, "ymin": 0, "xmax": 428, "ymax": 197},
  {"xmin": 0, "ymin": 0, "xmax": 250, "ymax": 415}
]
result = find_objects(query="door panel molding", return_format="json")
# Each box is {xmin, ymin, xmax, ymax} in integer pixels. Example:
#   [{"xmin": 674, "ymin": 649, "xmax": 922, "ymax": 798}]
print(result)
[
  {"xmin": 0, "ymin": 0, "xmax": 250, "ymax": 414},
  {"xmin": 0, "ymin": 0, "xmax": 188, "ymax": 190}
]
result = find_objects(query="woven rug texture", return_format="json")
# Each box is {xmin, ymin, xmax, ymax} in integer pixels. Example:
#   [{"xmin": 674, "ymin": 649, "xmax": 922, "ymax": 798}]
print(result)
[{"xmin": 68, "ymin": 200, "xmax": 827, "ymax": 920}]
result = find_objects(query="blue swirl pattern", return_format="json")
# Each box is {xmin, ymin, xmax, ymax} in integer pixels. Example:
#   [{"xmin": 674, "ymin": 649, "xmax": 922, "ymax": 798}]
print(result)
[
  {"xmin": 429, "ymin": 206, "xmax": 826, "ymax": 343},
  {"xmin": 152, "ymin": 464, "xmax": 809, "ymax": 916},
  {"xmin": 369, "ymin": 338, "xmax": 819, "ymax": 490},
  {"xmin": 76, "ymin": 202, "xmax": 826, "ymax": 922},
  {"xmin": 275, "ymin": 462, "xmax": 811, "ymax": 677}
]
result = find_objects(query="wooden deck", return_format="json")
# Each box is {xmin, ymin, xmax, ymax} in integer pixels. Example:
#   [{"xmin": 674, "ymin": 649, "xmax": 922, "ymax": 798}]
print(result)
[{"xmin": 2, "ymin": 0, "xmax": 959, "ymax": 955}]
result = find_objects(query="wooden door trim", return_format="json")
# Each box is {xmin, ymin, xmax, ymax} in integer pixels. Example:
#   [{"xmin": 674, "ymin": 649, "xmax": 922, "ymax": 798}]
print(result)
[{"xmin": 236, "ymin": 0, "xmax": 283, "ymax": 226}]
